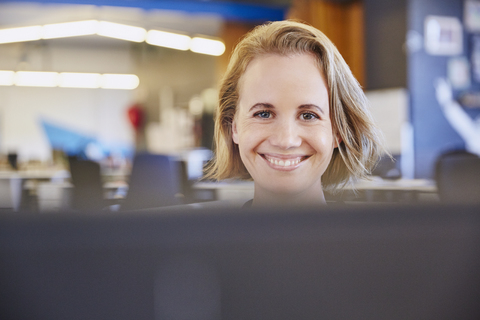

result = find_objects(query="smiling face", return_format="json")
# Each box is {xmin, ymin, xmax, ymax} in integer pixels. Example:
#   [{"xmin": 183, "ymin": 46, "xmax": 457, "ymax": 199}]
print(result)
[{"xmin": 232, "ymin": 53, "xmax": 338, "ymax": 204}]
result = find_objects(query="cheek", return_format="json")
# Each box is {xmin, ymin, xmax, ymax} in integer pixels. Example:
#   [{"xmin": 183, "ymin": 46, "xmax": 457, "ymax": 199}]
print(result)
[
  {"xmin": 236, "ymin": 120, "xmax": 262, "ymax": 143},
  {"xmin": 237, "ymin": 127, "xmax": 269, "ymax": 161},
  {"xmin": 312, "ymin": 129, "xmax": 336, "ymax": 152},
  {"xmin": 238, "ymin": 132, "xmax": 258, "ymax": 153}
]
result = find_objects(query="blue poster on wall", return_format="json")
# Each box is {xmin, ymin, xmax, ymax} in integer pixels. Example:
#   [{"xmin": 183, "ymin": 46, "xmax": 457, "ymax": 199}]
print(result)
[
  {"xmin": 40, "ymin": 119, "xmax": 95, "ymax": 157},
  {"xmin": 40, "ymin": 118, "xmax": 133, "ymax": 160}
]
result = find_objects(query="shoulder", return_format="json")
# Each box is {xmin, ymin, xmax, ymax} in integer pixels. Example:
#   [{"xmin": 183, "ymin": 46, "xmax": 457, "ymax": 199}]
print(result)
[{"xmin": 242, "ymin": 199, "xmax": 253, "ymax": 208}]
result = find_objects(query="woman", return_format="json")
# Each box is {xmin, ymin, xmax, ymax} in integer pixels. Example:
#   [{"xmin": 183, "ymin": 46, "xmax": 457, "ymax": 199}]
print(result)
[{"xmin": 205, "ymin": 20, "xmax": 385, "ymax": 207}]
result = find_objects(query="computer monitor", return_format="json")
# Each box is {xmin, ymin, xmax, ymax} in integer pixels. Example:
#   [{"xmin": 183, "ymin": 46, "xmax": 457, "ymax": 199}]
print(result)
[{"xmin": 1, "ymin": 203, "xmax": 480, "ymax": 320}]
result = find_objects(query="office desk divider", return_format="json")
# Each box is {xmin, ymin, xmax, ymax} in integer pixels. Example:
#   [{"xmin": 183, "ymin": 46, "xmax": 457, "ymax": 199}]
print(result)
[{"xmin": 1, "ymin": 203, "xmax": 480, "ymax": 320}]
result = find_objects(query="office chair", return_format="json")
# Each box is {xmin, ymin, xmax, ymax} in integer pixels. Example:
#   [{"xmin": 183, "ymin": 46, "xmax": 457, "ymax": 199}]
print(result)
[
  {"xmin": 435, "ymin": 150, "xmax": 480, "ymax": 204},
  {"xmin": 371, "ymin": 154, "xmax": 401, "ymax": 180},
  {"xmin": 68, "ymin": 157, "xmax": 106, "ymax": 211},
  {"xmin": 120, "ymin": 153, "xmax": 182, "ymax": 211}
]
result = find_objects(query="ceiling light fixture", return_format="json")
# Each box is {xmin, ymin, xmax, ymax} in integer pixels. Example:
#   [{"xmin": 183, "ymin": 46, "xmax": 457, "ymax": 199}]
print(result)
[
  {"xmin": 100, "ymin": 74, "xmax": 140, "ymax": 90},
  {"xmin": 0, "ymin": 71, "xmax": 15, "ymax": 86},
  {"xmin": 97, "ymin": 21, "xmax": 146, "ymax": 42},
  {"xmin": 190, "ymin": 37, "xmax": 226, "ymax": 56},
  {"xmin": 15, "ymin": 71, "xmax": 58, "ymax": 87},
  {"xmin": 0, "ymin": 26, "xmax": 42, "ymax": 44},
  {"xmin": 0, "ymin": 70, "xmax": 139, "ymax": 89},
  {"xmin": 0, "ymin": 21, "xmax": 226, "ymax": 55},
  {"xmin": 59, "ymin": 72, "xmax": 102, "ymax": 88},
  {"xmin": 146, "ymin": 30, "xmax": 191, "ymax": 51},
  {"xmin": 43, "ymin": 20, "xmax": 98, "ymax": 39}
]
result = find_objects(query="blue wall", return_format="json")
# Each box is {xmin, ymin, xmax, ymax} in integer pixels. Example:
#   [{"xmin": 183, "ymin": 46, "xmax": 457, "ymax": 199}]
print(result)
[
  {"xmin": 408, "ymin": 0, "xmax": 480, "ymax": 178},
  {"xmin": 6, "ymin": 0, "xmax": 287, "ymax": 22}
]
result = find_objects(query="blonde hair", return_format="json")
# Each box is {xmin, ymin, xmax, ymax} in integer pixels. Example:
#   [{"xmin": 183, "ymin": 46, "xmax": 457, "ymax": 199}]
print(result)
[{"xmin": 205, "ymin": 20, "xmax": 385, "ymax": 192}]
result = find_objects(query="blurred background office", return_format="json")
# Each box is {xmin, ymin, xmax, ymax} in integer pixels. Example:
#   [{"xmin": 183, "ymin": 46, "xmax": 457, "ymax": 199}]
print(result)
[{"xmin": 0, "ymin": 0, "xmax": 479, "ymax": 211}]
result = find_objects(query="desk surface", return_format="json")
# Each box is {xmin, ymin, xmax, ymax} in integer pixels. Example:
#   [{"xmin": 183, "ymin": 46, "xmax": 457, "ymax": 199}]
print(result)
[
  {"xmin": 0, "ymin": 166, "xmax": 129, "ymax": 181},
  {"xmin": 345, "ymin": 177, "xmax": 436, "ymax": 192},
  {"xmin": 194, "ymin": 180, "xmax": 254, "ymax": 190},
  {"xmin": 194, "ymin": 178, "xmax": 437, "ymax": 192},
  {"xmin": 0, "ymin": 168, "xmax": 67, "ymax": 180}
]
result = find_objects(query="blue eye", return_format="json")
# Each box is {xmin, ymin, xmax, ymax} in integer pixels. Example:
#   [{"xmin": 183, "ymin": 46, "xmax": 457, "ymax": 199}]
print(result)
[
  {"xmin": 301, "ymin": 112, "xmax": 318, "ymax": 120},
  {"xmin": 255, "ymin": 111, "xmax": 271, "ymax": 119}
]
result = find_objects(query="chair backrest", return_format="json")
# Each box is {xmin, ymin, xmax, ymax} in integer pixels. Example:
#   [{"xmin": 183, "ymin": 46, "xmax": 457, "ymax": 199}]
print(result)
[
  {"xmin": 68, "ymin": 158, "xmax": 105, "ymax": 210},
  {"xmin": 121, "ymin": 153, "xmax": 181, "ymax": 211},
  {"xmin": 435, "ymin": 150, "xmax": 480, "ymax": 204}
]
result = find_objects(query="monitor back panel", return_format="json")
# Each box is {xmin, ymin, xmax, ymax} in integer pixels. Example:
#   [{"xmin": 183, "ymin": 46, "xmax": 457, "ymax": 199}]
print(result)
[{"xmin": 1, "ymin": 204, "xmax": 480, "ymax": 320}]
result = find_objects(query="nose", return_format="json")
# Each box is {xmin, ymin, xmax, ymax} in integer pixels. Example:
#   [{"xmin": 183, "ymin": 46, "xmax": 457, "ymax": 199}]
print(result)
[{"xmin": 268, "ymin": 119, "xmax": 302, "ymax": 149}]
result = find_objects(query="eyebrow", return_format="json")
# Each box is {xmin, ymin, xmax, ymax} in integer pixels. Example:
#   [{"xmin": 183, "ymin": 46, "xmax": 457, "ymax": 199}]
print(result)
[
  {"xmin": 248, "ymin": 103, "xmax": 274, "ymax": 112},
  {"xmin": 249, "ymin": 103, "xmax": 325, "ymax": 115},
  {"xmin": 298, "ymin": 104, "xmax": 326, "ymax": 115}
]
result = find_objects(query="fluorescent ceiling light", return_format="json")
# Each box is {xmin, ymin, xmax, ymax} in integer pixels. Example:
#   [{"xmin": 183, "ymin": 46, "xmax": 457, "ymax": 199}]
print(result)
[
  {"xmin": 43, "ymin": 20, "xmax": 98, "ymax": 39},
  {"xmin": 0, "ymin": 21, "xmax": 226, "ymax": 56},
  {"xmin": 59, "ymin": 72, "xmax": 101, "ymax": 88},
  {"xmin": 0, "ymin": 26, "xmax": 42, "ymax": 44},
  {"xmin": 97, "ymin": 21, "xmax": 146, "ymax": 42},
  {"xmin": 101, "ymin": 74, "xmax": 139, "ymax": 90},
  {"xmin": 15, "ymin": 71, "xmax": 58, "ymax": 87},
  {"xmin": 146, "ymin": 30, "xmax": 191, "ymax": 51},
  {"xmin": 0, "ymin": 70, "xmax": 139, "ymax": 89},
  {"xmin": 0, "ymin": 71, "xmax": 15, "ymax": 86},
  {"xmin": 190, "ymin": 37, "xmax": 226, "ymax": 56}
]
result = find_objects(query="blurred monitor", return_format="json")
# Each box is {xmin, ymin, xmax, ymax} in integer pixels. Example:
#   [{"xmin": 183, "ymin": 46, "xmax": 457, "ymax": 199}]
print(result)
[{"xmin": 1, "ymin": 204, "xmax": 480, "ymax": 320}]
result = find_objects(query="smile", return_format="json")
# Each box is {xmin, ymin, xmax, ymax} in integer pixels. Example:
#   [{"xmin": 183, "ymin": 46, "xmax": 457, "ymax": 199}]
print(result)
[{"xmin": 261, "ymin": 154, "xmax": 310, "ymax": 169}]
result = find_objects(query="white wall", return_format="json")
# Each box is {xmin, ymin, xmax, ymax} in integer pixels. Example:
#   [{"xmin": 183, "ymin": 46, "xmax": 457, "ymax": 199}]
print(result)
[
  {"xmin": 0, "ymin": 42, "xmax": 137, "ymax": 162},
  {"xmin": 365, "ymin": 88, "xmax": 408, "ymax": 155}
]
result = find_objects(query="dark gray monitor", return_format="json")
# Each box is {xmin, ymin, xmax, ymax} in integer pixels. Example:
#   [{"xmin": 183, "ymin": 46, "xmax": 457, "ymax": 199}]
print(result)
[{"xmin": 1, "ymin": 204, "xmax": 480, "ymax": 320}]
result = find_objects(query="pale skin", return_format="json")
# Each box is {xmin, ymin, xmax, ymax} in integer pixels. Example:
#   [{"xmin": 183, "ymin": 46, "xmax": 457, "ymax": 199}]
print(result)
[{"xmin": 232, "ymin": 53, "xmax": 339, "ymax": 207}]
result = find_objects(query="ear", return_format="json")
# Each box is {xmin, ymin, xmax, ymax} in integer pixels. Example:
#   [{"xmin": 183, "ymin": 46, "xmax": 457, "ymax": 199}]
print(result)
[
  {"xmin": 231, "ymin": 118, "xmax": 239, "ymax": 144},
  {"xmin": 333, "ymin": 130, "xmax": 342, "ymax": 148}
]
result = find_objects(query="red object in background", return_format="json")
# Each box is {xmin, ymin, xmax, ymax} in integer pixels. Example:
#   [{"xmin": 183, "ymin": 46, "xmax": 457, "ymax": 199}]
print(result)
[{"xmin": 127, "ymin": 104, "xmax": 144, "ymax": 131}]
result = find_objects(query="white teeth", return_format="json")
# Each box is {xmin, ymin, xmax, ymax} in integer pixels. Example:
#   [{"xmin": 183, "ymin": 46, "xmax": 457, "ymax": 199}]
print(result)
[{"xmin": 266, "ymin": 156, "xmax": 302, "ymax": 167}]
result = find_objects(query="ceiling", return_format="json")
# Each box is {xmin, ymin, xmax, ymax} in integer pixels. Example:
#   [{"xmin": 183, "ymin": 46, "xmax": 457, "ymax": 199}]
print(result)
[
  {"xmin": 0, "ymin": 0, "xmax": 291, "ymax": 28},
  {"xmin": 0, "ymin": 0, "xmax": 294, "ymax": 49},
  {"xmin": 0, "ymin": 3, "xmax": 222, "ymax": 33},
  {"xmin": 0, "ymin": 0, "xmax": 352, "ymax": 49}
]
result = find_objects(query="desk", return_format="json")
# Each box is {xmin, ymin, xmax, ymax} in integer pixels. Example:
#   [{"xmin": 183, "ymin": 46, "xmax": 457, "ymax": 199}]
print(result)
[
  {"xmin": 0, "ymin": 168, "xmax": 129, "ymax": 212},
  {"xmin": 331, "ymin": 178, "xmax": 438, "ymax": 203},
  {"xmin": 193, "ymin": 178, "xmax": 438, "ymax": 203},
  {"xmin": 193, "ymin": 180, "xmax": 254, "ymax": 202},
  {"xmin": 0, "ymin": 168, "xmax": 69, "ymax": 211},
  {"xmin": 348, "ymin": 177, "xmax": 436, "ymax": 192},
  {"xmin": 0, "ymin": 168, "xmax": 67, "ymax": 180}
]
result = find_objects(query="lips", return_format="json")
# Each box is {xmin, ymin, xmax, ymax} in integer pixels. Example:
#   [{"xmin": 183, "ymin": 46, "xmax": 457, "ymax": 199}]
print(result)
[{"xmin": 261, "ymin": 153, "xmax": 310, "ymax": 168}]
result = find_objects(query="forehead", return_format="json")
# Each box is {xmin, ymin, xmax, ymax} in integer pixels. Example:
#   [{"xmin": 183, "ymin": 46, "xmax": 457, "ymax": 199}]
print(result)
[
  {"xmin": 241, "ymin": 52, "xmax": 321, "ymax": 77},
  {"xmin": 237, "ymin": 53, "xmax": 328, "ymax": 104}
]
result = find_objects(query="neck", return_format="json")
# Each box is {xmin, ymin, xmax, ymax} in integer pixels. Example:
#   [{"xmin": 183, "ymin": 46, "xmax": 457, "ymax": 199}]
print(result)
[{"xmin": 252, "ymin": 186, "xmax": 327, "ymax": 208}]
